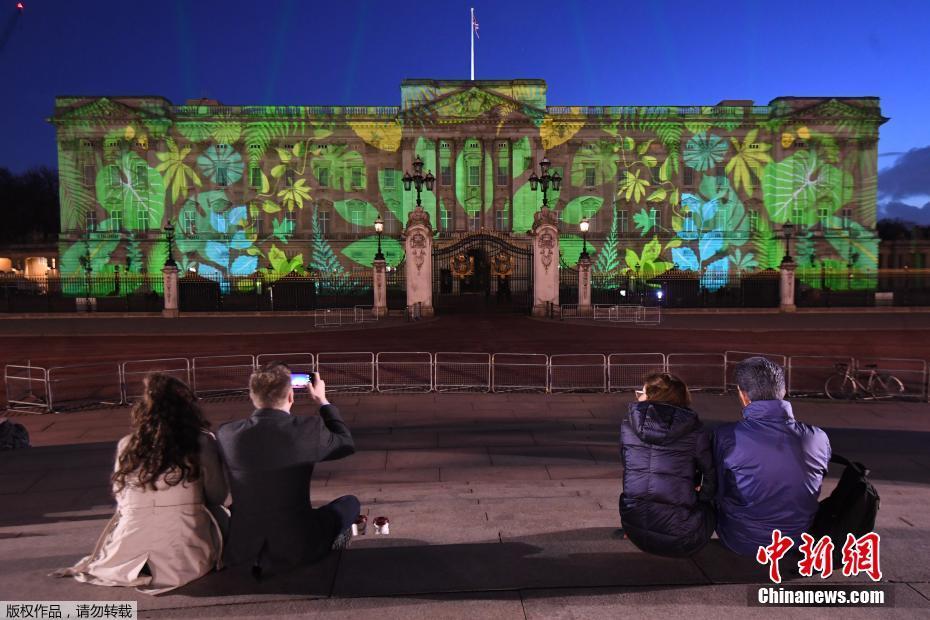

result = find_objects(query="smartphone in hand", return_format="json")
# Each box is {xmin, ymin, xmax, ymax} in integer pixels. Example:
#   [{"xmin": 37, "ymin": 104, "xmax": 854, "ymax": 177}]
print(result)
[{"xmin": 290, "ymin": 373, "xmax": 311, "ymax": 389}]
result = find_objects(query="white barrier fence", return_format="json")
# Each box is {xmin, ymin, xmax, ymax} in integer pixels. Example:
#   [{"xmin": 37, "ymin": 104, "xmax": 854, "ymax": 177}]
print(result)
[
  {"xmin": 6, "ymin": 350, "xmax": 928, "ymax": 412},
  {"xmin": 561, "ymin": 304, "xmax": 662, "ymax": 326}
]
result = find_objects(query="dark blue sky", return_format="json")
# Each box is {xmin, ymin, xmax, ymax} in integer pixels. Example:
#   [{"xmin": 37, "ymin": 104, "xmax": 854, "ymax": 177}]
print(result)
[{"xmin": 2, "ymin": 0, "xmax": 928, "ymax": 193}]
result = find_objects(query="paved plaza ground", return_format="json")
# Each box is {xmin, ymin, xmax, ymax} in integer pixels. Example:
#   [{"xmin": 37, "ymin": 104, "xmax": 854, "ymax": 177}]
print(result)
[
  {"xmin": 2, "ymin": 391, "xmax": 929, "ymax": 618},
  {"xmin": 1, "ymin": 312, "xmax": 929, "ymax": 617}
]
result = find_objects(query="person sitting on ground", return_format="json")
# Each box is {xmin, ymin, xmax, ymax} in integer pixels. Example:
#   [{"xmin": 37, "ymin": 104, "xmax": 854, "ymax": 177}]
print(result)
[
  {"xmin": 216, "ymin": 363, "xmax": 359, "ymax": 579},
  {"xmin": 619, "ymin": 372, "xmax": 716, "ymax": 557},
  {"xmin": 52, "ymin": 373, "xmax": 228, "ymax": 594},
  {"xmin": 714, "ymin": 356, "xmax": 831, "ymax": 556}
]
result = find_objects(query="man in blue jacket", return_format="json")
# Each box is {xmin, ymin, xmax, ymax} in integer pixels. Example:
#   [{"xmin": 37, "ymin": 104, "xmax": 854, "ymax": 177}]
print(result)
[{"xmin": 714, "ymin": 357, "xmax": 831, "ymax": 556}]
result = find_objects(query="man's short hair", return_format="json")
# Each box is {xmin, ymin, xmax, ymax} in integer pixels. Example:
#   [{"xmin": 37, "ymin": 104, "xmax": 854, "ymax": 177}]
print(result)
[
  {"xmin": 249, "ymin": 362, "xmax": 292, "ymax": 408},
  {"xmin": 734, "ymin": 356, "xmax": 786, "ymax": 402}
]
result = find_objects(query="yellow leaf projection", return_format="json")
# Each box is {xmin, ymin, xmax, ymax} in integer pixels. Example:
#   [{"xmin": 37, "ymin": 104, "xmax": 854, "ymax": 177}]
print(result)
[
  {"xmin": 540, "ymin": 112, "xmax": 586, "ymax": 150},
  {"xmin": 349, "ymin": 121, "xmax": 403, "ymax": 152}
]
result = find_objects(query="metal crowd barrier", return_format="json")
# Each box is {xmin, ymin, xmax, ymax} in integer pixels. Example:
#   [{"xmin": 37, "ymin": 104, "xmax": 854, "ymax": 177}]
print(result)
[
  {"xmin": 549, "ymin": 354, "xmax": 607, "ymax": 393},
  {"xmin": 192, "ymin": 355, "xmax": 256, "ymax": 397},
  {"xmin": 608, "ymin": 353, "xmax": 666, "ymax": 392},
  {"xmin": 434, "ymin": 352, "xmax": 491, "ymax": 392},
  {"xmin": 4, "ymin": 364, "xmax": 51, "ymax": 413},
  {"xmin": 724, "ymin": 351, "xmax": 788, "ymax": 393},
  {"xmin": 850, "ymin": 357, "xmax": 928, "ymax": 401},
  {"xmin": 561, "ymin": 304, "xmax": 662, "ymax": 326},
  {"xmin": 47, "ymin": 362, "xmax": 123, "ymax": 411},
  {"xmin": 666, "ymin": 353, "xmax": 726, "ymax": 392},
  {"xmin": 354, "ymin": 305, "xmax": 379, "ymax": 323},
  {"xmin": 491, "ymin": 353, "xmax": 549, "ymax": 393},
  {"xmin": 6, "ymin": 349, "xmax": 929, "ymax": 413},
  {"xmin": 317, "ymin": 352, "xmax": 375, "ymax": 392},
  {"xmin": 376, "ymin": 352, "xmax": 433, "ymax": 392},
  {"xmin": 313, "ymin": 307, "xmax": 360, "ymax": 327},
  {"xmin": 122, "ymin": 358, "xmax": 191, "ymax": 403},
  {"xmin": 787, "ymin": 355, "xmax": 855, "ymax": 397}
]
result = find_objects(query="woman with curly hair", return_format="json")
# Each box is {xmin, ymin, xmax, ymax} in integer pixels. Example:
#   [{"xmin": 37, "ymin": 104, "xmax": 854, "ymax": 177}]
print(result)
[{"xmin": 53, "ymin": 373, "xmax": 228, "ymax": 594}]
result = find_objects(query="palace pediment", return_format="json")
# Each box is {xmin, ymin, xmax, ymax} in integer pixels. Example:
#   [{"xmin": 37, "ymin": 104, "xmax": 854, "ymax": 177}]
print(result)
[
  {"xmin": 54, "ymin": 97, "xmax": 159, "ymax": 123},
  {"xmin": 783, "ymin": 98, "xmax": 886, "ymax": 122},
  {"xmin": 400, "ymin": 86, "xmax": 545, "ymax": 123}
]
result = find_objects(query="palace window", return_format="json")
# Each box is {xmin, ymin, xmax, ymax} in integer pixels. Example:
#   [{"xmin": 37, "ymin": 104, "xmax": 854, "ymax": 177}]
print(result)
[
  {"xmin": 684, "ymin": 212, "xmax": 696, "ymax": 235},
  {"xmin": 351, "ymin": 167, "xmax": 364, "ymax": 189},
  {"xmin": 441, "ymin": 209, "xmax": 452, "ymax": 231},
  {"xmin": 497, "ymin": 163, "xmax": 508, "ymax": 186},
  {"xmin": 617, "ymin": 166, "xmax": 626, "ymax": 184},
  {"xmin": 253, "ymin": 217, "xmax": 263, "ymax": 237},
  {"xmin": 720, "ymin": 205, "xmax": 732, "ymax": 233},
  {"xmin": 318, "ymin": 210, "xmax": 329, "ymax": 234},
  {"xmin": 441, "ymin": 165, "xmax": 452, "ymax": 186},
  {"xmin": 495, "ymin": 210, "xmax": 509, "ymax": 231},
  {"xmin": 683, "ymin": 167, "xmax": 694, "ymax": 186},
  {"xmin": 249, "ymin": 166, "xmax": 262, "ymax": 188},
  {"xmin": 318, "ymin": 167, "xmax": 329, "ymax": 188},
  {"xmin": 383, "ymin": 168, "xmax": 397, "ymax": 189},
  {"xmin": 582, "ymin": 202, "xmax": 599, "ymax": 232},
  {"xmin": 284, "ymin": 168, "xmax": 296, "ymax": 186},
  {"xmin": 133, "ymin": 164, "xmax": 147, "ymax": 189},
  {"xmin": 618, "ymin": 209, "xmax": 628, "ymax": 234},
  {"xmin": 216, "ymin": 166, "xmax": 229, "ymax": 187},
  {"xmin": 748, "ymin": 210, "xmax": 759, "ymax": 233},
  {"xmin": 136, "ymin": 208, "xmax": 148, "ymax": 232},
  {"xmin": 649, "ymin": 208, "xmax": 659, "ymax": 230},
  {"xmin": 183, "ymin": 211, "xmax": 197, "ymax": 235},
  {"xmin": 749, "ymin": 143, "xmax": 760, "ymax": 150},
  {"xmin": 468, "ymin": 164, "xmax": 480, "ymax": 187},
  {"xmin": 841, "ymin": 208, "xmax": 853, "ymax": 229},
  {"xmin": 791, "ymin": 206, "xmax": 804, "ymax": 225},
  {"xmin": 651, "ymin": 166, "xmax": 662, "ymax": 184},
  {"xmin": 384, "ymin": 215, "xmax": 397, "ymax": 234},
  {"xmin": 795, "ymin": 140, "xmax": 807, "ymax": 148},
  {"xmin": 108, "ymin": 165, "xmax": 121, "ymax": 188},
  {"xmin": 714, "ymin": 165, "xmax": 726, "ymax": 188},
  {"xmin": 83, "ymin": 164, "xmax": 96, "ymax": 187},
  {"xmin": 85, "ymin": 211, "xmax": 97, "ymax": 232},
  {"xmin": 110, "ymin": 209, "xmax": 123, "ymax": 232},
  {"xmin": 817, "ymin": 207, "xmax": 830, "ymax": 228},
  {"xmin": 584, "ymin": 165, "xmax": 596, "ymax": 188},
  {"xmin": 468, "ymin": 212, "xmax": 480, "ymax": 231},
  {"xmin": 285, "ymin": 211, "xmax": 297, "ymax": 234}
]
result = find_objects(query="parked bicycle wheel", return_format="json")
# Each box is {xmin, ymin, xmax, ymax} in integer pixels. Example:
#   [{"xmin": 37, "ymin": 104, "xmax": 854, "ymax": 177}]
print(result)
[
  {"xmin": 873, "ymin": 375, "xmax": 905, "ymax": 398},
  {"xmin": 825, "ymin": 373, "xmax": 856, "ymax": 400}
]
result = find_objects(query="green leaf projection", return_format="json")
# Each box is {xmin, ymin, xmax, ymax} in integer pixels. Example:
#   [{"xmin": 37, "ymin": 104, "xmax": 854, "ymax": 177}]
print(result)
[{"xmin": 53, "ymin": 84, "xmax": 884, "ymax": 296}]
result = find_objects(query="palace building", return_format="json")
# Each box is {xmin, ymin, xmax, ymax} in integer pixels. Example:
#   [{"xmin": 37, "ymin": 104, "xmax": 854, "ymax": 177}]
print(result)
[{"xmin": 50, "ymin": 79, "xmax": 886, "ymax": 304}]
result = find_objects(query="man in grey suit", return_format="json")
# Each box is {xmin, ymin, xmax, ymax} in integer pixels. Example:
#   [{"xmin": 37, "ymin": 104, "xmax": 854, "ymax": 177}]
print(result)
[{"xmin": 217, "ymin": 362, "xmax": 359, "ymax": 579}]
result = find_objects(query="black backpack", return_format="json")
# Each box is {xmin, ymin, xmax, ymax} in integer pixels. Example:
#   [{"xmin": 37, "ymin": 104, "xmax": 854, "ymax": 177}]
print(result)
[
  {"xmin": 0, "ymin": 418, "xmax": 31, "ymax": 451},
  {"xmin": 810, "ymin": 453, "xmax": 879, "ymax": 543}
]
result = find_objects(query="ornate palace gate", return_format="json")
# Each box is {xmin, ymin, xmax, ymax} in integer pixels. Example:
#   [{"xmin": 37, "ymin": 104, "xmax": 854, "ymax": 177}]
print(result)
[{"xmin": 432, "ymin": 233, "xmax": 533, "ymax": 314}]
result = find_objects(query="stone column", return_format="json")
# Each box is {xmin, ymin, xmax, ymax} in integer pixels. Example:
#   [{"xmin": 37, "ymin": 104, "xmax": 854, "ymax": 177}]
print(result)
[
  {"xmin": 372, "ymin": 258, "xmax": 387, "ymax": 317},
  {"xmin": 402, "ymin": 206, "xmax": 435, "ymax": 317},
  {"xmin": 530, "ymin": 206, "xmax": 560, "ymax": 317},
  {"xmin": 577, "ymin": 254, "xmax": 592, "ymax": 316},
  {"xmin": 779, "ymin": 260, "xmax": 797, "ymax": 312},
  {"xmin": 162, "ymin": 264, "xmax": 179, "ymax": 318}
]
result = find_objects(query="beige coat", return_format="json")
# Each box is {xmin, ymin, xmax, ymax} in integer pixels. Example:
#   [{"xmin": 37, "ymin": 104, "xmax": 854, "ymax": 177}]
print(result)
[{"xmin": 52, "ymin": 432, "xmax": 229, "ymax": 595}]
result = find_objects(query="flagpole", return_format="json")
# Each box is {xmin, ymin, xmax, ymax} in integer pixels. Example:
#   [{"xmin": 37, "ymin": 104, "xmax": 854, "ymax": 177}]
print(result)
[{"xmin": 470, "ymin": 7, "xmax": 474, "ymax": 80}]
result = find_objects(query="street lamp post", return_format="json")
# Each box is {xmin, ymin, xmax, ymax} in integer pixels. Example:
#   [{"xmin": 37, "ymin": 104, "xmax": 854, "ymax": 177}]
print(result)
[
  {"xmin": 164, "ymin": 222, "xmax": 178, "ymax": 268},
  {"xmin": 579, "ymin": 218, "xmax": 590, "ymax": 260},
  {"xmin": 528, "ymin": 157, "xmax": 562, "ymax": 209},
  {"xmin": 781, "ymin": 222, "xmax": 795, "ymax": 265},
  {"xmin": 402, "ymin": 155, "xmax": 435, "ymax": 210},
  {"xmin": 374, "ymin": 215, "xmax": 385, "ymax": 261}
]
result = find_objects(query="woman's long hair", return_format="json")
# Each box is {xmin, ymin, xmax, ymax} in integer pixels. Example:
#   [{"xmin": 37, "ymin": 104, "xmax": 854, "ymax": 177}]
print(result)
[
  {"xmin": 642, "ymin": 372, "xmax": 692, "ymax": 409},
  {"xmin": 112, "ymin": 372, "xmax": 210, "ymax": 493}
]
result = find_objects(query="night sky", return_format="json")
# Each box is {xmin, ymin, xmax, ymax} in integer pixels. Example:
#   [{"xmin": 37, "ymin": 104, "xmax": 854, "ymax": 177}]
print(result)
[{"xmin": 2, "ymin": 0, "xmax": 928, "ymax": 219}]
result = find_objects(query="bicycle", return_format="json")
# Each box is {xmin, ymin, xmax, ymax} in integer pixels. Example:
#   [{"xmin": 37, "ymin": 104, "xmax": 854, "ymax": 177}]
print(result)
[{"xmin": 824, "ymin": 363, "xmax": 905, "ymax": 400}]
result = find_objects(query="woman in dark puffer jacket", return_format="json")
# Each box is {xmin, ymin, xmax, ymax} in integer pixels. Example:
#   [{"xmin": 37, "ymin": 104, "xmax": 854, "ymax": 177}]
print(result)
[{"xmin": 619, "ymin": 373, "xmax": 716, "ymax": 557}]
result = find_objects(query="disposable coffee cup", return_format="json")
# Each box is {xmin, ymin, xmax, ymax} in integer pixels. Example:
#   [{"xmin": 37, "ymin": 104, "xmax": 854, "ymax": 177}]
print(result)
[
  {"xmin": 373, "ymin": 516, "xmax": 390, "ymax": 535},
  {"xmin": 353, "ymin": 514, "xmax": 368, "ymax": 536}
]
